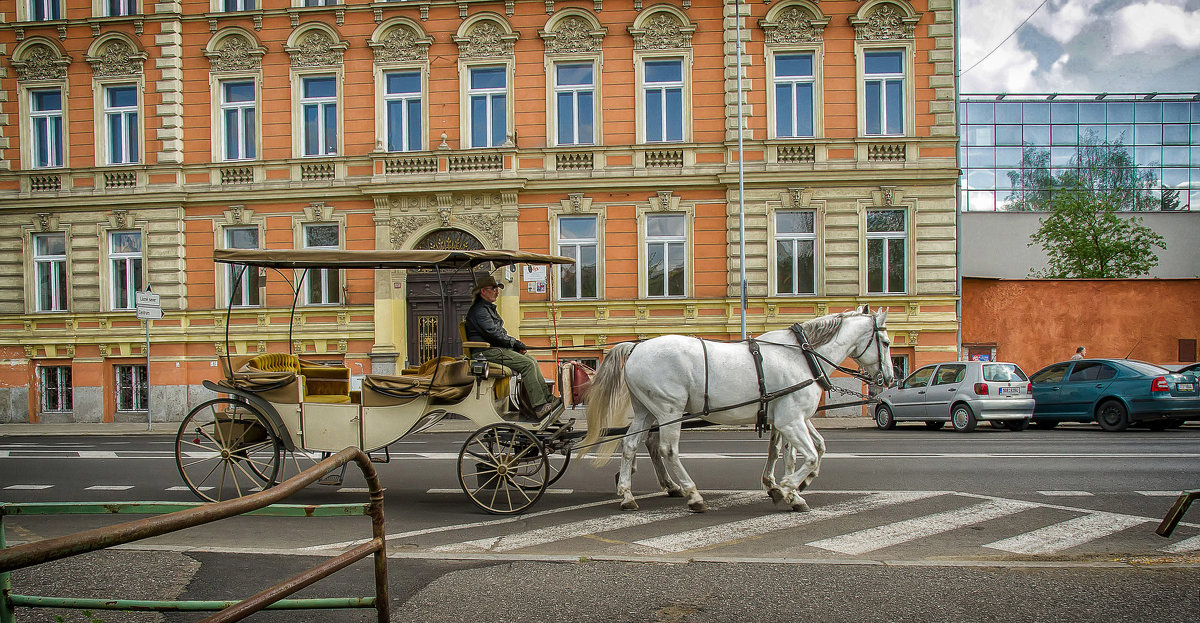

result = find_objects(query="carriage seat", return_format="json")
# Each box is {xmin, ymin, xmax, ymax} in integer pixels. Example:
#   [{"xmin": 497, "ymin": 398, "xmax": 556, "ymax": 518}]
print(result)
[
  {"xmin": 363, "ymin": 356, "xmax": 513, "ymax": 406},
  {"xmin": 231, "ymin": 353, "xmax": 351, "ymax": 404}
]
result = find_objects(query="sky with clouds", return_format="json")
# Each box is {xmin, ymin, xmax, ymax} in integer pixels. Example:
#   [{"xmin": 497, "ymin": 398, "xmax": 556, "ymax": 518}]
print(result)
[{"xmin": 959, "ymin": 0, "xmax": 1200, "ymax": 94}]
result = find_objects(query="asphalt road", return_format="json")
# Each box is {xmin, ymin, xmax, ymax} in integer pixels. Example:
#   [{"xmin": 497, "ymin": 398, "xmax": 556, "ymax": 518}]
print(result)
[{"xmin": 3, "ymin": 425, "xmax": 1199, "ymax": 622}]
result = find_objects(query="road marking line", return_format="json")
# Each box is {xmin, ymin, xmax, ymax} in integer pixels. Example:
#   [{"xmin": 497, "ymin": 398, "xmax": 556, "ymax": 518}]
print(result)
[
  {"xmin": 1136, "ymin": 490, "xmax": 1182, "ymax": 497},
  {"xmin": 85, "ymin": 485, "xmax": 134, "ymax": 491},
  {"xmin": 336, "ymin": 487, "xmax": 388, "ymax": 494},
  {"xmin": 0, "ymin": 451, "xmax": 7, "ymax": 457},
  {"xmin": 806, "ymin": 499, "xmax": 1038, "ymax": 555},
  {"xmin": 1161, "ymin": 534, "xmax": 1200, "ymax": 553},
  {"xmin": 166, "ymin": 485, "xmax": 213, "ymax": 491},
  {"xmin": 432, "ymin": 492, "xmax": 765, "ymax": 553},
  {"xmin": 77, "ymin": 451, "xmax": 119, "ymax": 458},
  {"xmin": 425, "ymin": 488, "xmax": 572, "ymax": 495},
  {"xmin": 4, "ymin": 485, "xmax": 53, "ymax": 490},
  {"xmin": 635, "ymin": 491, "xmax": 949, "ymax": 553},
  {"xmin": 984, "ymin": 512, "xmax": 1150, "ymax": 555},
  {"xmin": 1037, "ymin": 491, "xmax": 1093, "ymax": 497}
]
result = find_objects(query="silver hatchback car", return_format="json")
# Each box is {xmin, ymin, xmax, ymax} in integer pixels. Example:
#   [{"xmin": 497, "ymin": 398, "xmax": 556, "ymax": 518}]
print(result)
[{"xmin": 874, "ymin": 361, "xmax": 1034, "ymax": 432}]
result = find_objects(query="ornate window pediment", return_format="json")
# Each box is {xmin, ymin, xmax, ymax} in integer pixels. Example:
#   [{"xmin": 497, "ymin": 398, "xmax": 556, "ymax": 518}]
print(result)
[
  {"xmin": 285, "ymin": 26, "xmax": 349, "ymax": 68},
  {"xmin": 628, "ymin": 9, "xmax": 695, "ymax": 50},
  {"xmin": 760, "ymin": 4, "xmax": 830, "ymax": 45},
  {"xmin": 454, "ymin": 17, "xmax": 518, "ymax": 59},
  {"xmin": 11, "ymin": 39, "xmax": 71, "ymax": 82},
  {"xmin": 205, "ymin": 30, "xmax": 266, "ymax": 73},
  {"xmin": 540, "ymin": 12, "xmax": 606, "ymax": 54},
  {"xmin": 849, "ymin": 1, "xmax": 922, "ymax": 41},
  {"xmin": 86, "ymin": 36, "xmax": 146, "ymax": 77},
  {"xmin": 370, "ymin": 21, "xmax": 432, "ymax": 63}
]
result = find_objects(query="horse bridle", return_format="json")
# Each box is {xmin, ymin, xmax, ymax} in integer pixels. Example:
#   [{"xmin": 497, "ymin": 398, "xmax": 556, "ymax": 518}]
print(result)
[{"xmin": 792, "ymin": 315, "xmax": 891, "ymax": 389}]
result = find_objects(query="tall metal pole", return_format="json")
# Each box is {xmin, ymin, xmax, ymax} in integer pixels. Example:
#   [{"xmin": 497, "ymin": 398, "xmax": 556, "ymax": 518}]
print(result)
[{"xmin": 735, "ymin": 0, "xmax": 747, "ymax": 339}]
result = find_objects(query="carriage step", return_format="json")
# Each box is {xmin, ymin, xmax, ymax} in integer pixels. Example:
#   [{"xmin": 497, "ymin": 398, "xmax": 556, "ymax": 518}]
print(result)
[{"xmin": 368, "ymin": 447, "xmax": 391, "ymax": 464}]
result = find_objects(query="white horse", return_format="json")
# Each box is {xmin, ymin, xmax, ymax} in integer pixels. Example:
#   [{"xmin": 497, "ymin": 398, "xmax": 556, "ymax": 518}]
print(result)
[{"xmin": 582, "ymin": 305, "xmax": 893, "ymax": 512}]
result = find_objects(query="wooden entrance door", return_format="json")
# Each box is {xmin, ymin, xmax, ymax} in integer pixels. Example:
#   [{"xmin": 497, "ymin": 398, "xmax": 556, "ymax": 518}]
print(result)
[{"xmin": 405, "ymin": 229, "xmax": 484, "ymax": 366}]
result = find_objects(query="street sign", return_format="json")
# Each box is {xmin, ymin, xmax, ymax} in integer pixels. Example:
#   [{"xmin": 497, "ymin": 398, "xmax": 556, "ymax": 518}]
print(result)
[
  {"xmin": 135, "ymin": 291, "xmax": 161, "ymax": 308},
  {"xmin": 136, "ymin": 306, "xmax": 165, "ymax": 320}
]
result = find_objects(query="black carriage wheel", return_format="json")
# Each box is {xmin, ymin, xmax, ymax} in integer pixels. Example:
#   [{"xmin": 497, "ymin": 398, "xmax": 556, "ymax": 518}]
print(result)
[
  {"xmin": 457, "ymin": 423, "xmax": 549, "ymax": 515},
  {"xmin": 1096, "ymin": 400, "xmax": 1129, "ymax": 432},
  {"xmin": 175, "ymin": 398, "xmax": 281, "ymax": 503},
  {"xmin": 516, "ymin": 444, "xmax": 571, "ymax": 491}
]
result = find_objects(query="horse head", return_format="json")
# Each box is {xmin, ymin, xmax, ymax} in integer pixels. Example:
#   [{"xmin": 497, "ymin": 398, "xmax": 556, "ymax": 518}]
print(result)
[{"xmin": 849, "ymin": 304, "xmax": 894, "ymax": 388}]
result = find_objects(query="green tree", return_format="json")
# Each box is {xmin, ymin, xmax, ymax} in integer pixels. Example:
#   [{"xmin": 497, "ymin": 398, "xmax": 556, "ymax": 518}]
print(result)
[
  {"xmin": 1004, "ymin": 134, "xmax": 1158, "ymax": 212},
  {"xmin": 1027, "ymin": 181, "xmax": 1166, "ymax": 278}
]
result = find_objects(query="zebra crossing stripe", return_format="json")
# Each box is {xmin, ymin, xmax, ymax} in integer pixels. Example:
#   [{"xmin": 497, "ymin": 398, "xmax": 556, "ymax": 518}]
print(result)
[
  {"xmin": 634, "ymin": 491, "xmax": 949, "ymax": 553},
  {"xmin": 77, "ymin": 451, "xmax": 119, "ymax": 458},
  {"xmin": 3, "ymin": 484, "xmax": 53, "ymax": 490},
  {"xmin": 984, "ymin": 512, "xmax": 1150, "ymax": 555},
  {"xmin": 1161, "ymin": 533, "xmax": 1200, "ymax": 553},
  {"xmin": 85, "ymin": 485, "xmax": 134, "ymax": 491},
  {"xmin": 806, "ymin": 499, "xmax": 1038, "ymax": 555},
  {"xmin": 1036, "ymin": 491, "xmax": 1093, "ymax": 497},
  {"xmin": 432, "ymin": 491, "xmax": 765, "ymax": 554}
]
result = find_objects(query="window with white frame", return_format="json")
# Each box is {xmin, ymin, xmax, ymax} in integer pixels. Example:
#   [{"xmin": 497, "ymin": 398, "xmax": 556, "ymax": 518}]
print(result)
[
  {"xmin": 301, "ymin": 75, "xmax": 337, "ymax": 156},
  {"xmin": 643, "ymin": 58, "xmax": 683, "ymax": 143},
  {"xmin": 104, "ymin": 84, "xmax": 139, "ymax": 164},
  {"xmin": 554, "ymin": 62, "xmax": 594, "ymax": 146},
  {"xmin": 223, "ymin": 0, "xmax": 254, "ymax": 10},
  {"xmin": 558, "ymin": 216, "xmax": 598, "ymax": 299},
  {"xmin": 29, "ymin": 0, "xmax": 61, "ymax": 20},
  {"xmin": 109, "ymin": 230, "xmax": 142, "ymax": 309},
  {"xmin": 863, "ymin": 50, "xmax": 904, "ymax": 136},
  {"xmin": 39, "ymin": 366, "xmax": 72, "ymax": 412},
  {"xmin": 34, "ymin": 232, "xmax": 68, "ymax": 312},
  {"xmin": 224, "ymin": 227, "xmax": 260, "ymax": 307},
  {"xmin": 105, "ymin": 0, "xmax": 137, "ymax": 16},
  {"xmin": 645, "ymin": 213, "xmax": 686, "ymax": 297},
  {"xmin": 303, "ymin": 224, "xmax": 340, "ymax": 304},
  {"xmin": 866, "ymin": 209, "xmax": 905, "ymax": 294},
  {"xmin": 30, "ymin": 89, "xmax": 63, "ymax": 168},
  {"xmin": 384, "ymin": 71, "xmax": 422, "ymax": 152},
  {"xmin": 775, "ymin": 211, "xmax": 816, "ymax": 295},
  {"xmin": 468, "ymin": 65, "xmax": 507, "ymax": 148},
  {"xmin": 115, "ymin": 364, "xmax": 148, "ymax": 411},
  {"xmin": 221, "ymin": 80, "xmax": 256, "ymax": 161},
  {"xmin": 774, "ymin": 53, "xmax": 815, "ymax": 138}
]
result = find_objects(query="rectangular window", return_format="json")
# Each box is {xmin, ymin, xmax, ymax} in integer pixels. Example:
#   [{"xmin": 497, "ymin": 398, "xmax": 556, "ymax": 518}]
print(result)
[
  {"xmin": 115, "ymin": 364, "xmax": 148, "ymax": 412},
  {"xmin": 225, "ymin": 227, "xmax": 260, "ymax": 307},
  {"xmin": 469, "ymin": 66, "xmax": 507, "ymax": 148},
  {"xmin": 774, "ymin": 54, "xmax": 814, "ymax": 138},
  {"xmin": 301, "ymin": 75, "xmax": 337, "ymax": 156},
  {"xmin": 34, "ymin": 233, "xmax": 68, "ymax": 312},
  {"xmin": 304, "ymin": 224, "xmax": 340, "ymax": 304},
  {"xmin": 303, "ymin": 0, "xmax": 337, "ymax": 5},
  {"xmin": 109, "ymin": 230, "xmax": 142, "ymax": 310},
  {"xmin": 221, "ymin": 80, "xmax": 256, "ymax": 161},
  {"xmin": 554, "ymin": 62, "xmax": 594, "ymax": 146},
  {"xmin": 30, "ymin": 89, "xmax": 63, "ymax": 168},
  {"xmin": 558, "ymin": 216, "xmax": 598, "ymax": 299},
  {"xmin": 775, "ymin": 211, "xmax": 816, "ymax": 295},
  {"xmin": 106, "ymin": 0, "xmax": 136, "ymax": 16},
  {"xmin": 864, "ymin": 50, "xmax": 904, "ymax": 136},
  {"xmin": 866, "ymin": 209, "xmax": 905, "ymax": 294},
  {"xmin": 645, "ymin": 213, "xmax": 685, "ymax": 297},
  {"xmin": 30, "ymin": 0, "xmax": 60, "ymax": 20},
  {"xmin": 223, "ymin": 0, "xmax": 254, "ymax": 10},
  {"xmin": 105, "ymin": 85, "xmax": 139, "ymax": 164},
  {"xmin": 39, "ymin": 366, "xmax": 72, "ymax": 412},
  {"xmin": 644, "ymin": 59, "xmax": 683, "ymax": 143},
  {"xmin": 384, "ymin": 71, "xmax": 422, "ymax": 152}
]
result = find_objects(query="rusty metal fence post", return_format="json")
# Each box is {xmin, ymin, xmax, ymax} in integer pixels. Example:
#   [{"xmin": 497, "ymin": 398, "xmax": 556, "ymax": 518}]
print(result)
[{"xmin": 0, "ymin": 447, "xmax": 388, "ymax": 623}]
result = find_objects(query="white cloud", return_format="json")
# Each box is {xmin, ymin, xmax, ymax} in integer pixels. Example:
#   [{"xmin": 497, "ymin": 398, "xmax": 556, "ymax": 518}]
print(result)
[
  {"xmin": 1111, "ymin": 2, "xmax": 1200, "ymax": 53},
  {"xmin": 1029, "ymin": 0, "xmax": 1103, "ymax": 44}
]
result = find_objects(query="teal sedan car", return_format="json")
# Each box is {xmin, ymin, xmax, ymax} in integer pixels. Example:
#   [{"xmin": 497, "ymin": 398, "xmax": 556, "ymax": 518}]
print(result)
[{"xmin": 1029, "ymin": 359, "xmax": 1200, "ymax": 431}]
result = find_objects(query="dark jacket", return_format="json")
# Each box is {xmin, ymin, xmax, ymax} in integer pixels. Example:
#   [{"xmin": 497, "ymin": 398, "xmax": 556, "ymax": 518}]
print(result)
[{"xmin": 464, "ymin": 297, "xmax": 522, "ymax": 350}]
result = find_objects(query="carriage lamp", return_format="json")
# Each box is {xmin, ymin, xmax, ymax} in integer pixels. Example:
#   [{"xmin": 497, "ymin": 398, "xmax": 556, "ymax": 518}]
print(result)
[{"xmin": 470, "ymin": 359, "xmax": 490, "ymax": 377}]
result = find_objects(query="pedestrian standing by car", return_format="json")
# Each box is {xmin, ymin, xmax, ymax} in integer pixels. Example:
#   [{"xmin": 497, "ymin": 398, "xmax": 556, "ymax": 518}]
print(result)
[
  {"xmin": 464, "ymin": 273, "xmax": 559, "ymax": 419},
  {"xmin": 1071, "ymin": 346, "xmax": 1086, "ymax": 360}
]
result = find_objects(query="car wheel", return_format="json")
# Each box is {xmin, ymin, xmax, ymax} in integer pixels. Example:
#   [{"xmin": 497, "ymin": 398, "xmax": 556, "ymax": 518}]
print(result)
[
  {"xmin": 1096, "ymin": 400, "xmax": 1129, "ymax": 432},
  {"xmin": 951, "ymin": 405, "xmax": 977, "ymax": 433},
  {"xmin": 924, "ymin": 421, "xmax": 945, "ymax": 430},
  {"xmin": 1005, "ymin": 419, "xmax": 1030, "ymax": 431},
  {"xmin": 875, "ymin": 405, "xmax": 896, "ymax": 430},
  {"xmin": 1032, "ymin": 420, "xmax": 1058, "ymax": 430}
]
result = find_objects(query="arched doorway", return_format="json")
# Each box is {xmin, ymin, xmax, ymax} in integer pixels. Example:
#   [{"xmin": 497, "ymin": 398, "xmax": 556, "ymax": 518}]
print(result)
[{"xmin": 406, "ymin": 229, "xmax": 484, "ymax": 365}]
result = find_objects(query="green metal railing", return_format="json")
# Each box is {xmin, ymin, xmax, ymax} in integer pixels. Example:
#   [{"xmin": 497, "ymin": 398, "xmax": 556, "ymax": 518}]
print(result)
[{"xmin": 0, "ymin": 447, "xmax": 388, "ymax": 623}]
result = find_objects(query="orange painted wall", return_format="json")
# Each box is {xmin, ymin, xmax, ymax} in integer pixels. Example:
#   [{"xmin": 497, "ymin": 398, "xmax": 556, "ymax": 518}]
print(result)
[{"xmin": 962, "ymin": 278, "xmax": 1200, "ymax": 376}]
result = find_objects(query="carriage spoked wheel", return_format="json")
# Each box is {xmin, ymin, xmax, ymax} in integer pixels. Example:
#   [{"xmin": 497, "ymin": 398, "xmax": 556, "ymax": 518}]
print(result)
[
  {"xmin": 175, "ymin": 398, "xmax": 281, "ymax": 502},
  {"xmin": 457, "ymin": 423, "xmax": 550, "ymax": 514}
]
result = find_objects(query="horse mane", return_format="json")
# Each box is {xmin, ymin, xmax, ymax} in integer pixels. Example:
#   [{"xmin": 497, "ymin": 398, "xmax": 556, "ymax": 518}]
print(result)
[{"xmin": 799, "ymin": 312, "xmax": 857, "ymax": 347}]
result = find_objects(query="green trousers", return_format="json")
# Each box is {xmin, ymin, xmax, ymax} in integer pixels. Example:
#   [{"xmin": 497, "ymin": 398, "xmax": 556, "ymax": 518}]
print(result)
[{"xmin": 476, "ymin": 347, "xmax": 551, "ymax": 408}]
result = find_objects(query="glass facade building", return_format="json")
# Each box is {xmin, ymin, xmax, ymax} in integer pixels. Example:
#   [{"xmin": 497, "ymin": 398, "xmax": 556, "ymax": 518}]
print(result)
[{"xmin": 960, "ymin": 93, "xmax": 1200, "ymax": 212}]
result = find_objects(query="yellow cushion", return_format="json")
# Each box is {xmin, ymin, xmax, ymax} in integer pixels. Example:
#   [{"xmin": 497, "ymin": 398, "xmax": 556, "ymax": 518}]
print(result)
[{"xmin": 305, "ymin": 394, "xmax": 352, "ymax": 404}]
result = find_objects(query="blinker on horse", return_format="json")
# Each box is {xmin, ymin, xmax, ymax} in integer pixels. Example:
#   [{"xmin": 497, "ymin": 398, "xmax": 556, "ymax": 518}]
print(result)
[{"xmin": 582, "ymin": 305, "xmax": 893, "ymax": 513}]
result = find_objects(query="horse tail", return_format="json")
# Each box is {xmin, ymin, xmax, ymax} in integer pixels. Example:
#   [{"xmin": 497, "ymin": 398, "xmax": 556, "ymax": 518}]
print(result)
[{"xmin": 581, "ymin": 342, "xmax": 635, "ymax": 463}]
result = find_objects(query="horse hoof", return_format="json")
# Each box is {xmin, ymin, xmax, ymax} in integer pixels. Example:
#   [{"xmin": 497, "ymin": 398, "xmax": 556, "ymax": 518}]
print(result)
[
  {"xmin": 620, "ymin": 500, "xmax": 639, "ymax": 511},
  {"xmin": 768, "ymin": 489, "xmax": 784, "ymax": 504},
  {"xmin": 790, "ymin": 500, "xmax": 810, "ymax": 512},
  {"xmin": 666, "ymin": 488, "xmax": 685, "ymax": 498},
  {"xmin": 687, "ymin": 500, "xmax": 707, "ymax": 513}
]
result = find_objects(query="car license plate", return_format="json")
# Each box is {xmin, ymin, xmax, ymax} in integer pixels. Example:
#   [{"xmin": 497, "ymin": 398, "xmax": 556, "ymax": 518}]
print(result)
[
  {"xmin": 1178, "ymin": 383, "xmax": 1195, "ymax": 392},
  {"xmin": 999, "ymin": 386, "xmax": 1021, "ymax": 395}
]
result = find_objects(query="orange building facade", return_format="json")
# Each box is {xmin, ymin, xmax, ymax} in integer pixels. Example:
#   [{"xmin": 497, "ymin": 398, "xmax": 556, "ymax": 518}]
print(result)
[{"xmin": 0, "ymin": 0, "xmax": 959, "ymax": 424}]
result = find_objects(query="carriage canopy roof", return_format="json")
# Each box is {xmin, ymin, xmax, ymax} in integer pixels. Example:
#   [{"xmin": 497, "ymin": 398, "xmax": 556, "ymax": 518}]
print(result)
[{"xmin": 213, "ymin": 248, "xmax": 574, "ymax": 270}]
